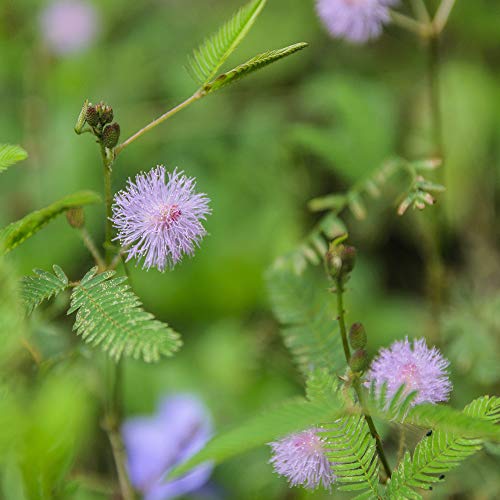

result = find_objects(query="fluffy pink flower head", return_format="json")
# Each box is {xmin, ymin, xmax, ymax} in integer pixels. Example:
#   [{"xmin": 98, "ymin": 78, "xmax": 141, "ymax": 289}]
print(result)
[
  {"xmin": 111, "ymin": 166, "xmax": 211, "ymax": 272},
  {"xmin": 40, "ymin": 1, "xmax": 100, "ymax": 55},
  {"xmin": 316, "ymin": 0, "xmax": 399, "ymax": 44},
  {"xmin": 366, "ymin": 337, "xmax": 452, "ymax": 405},
  {"xmin": 269, "ymin": 428, "xmax": 336, "ymax": 490}
]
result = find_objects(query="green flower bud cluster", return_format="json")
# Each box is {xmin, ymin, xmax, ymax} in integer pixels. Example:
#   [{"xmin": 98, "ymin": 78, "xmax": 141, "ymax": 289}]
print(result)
[
  {"xmin": 325, "ymin": 238, "xmax": 356, "ymax": 285},
  {"xmin": 74, "ymin": 99, "xmax": 121, "ymax": 149}
]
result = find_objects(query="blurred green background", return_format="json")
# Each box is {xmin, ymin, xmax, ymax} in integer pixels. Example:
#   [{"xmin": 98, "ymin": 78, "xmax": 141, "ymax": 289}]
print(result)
[{"xmin": 1, "ymin": 0, "xmax": 499, "ymax": 498}]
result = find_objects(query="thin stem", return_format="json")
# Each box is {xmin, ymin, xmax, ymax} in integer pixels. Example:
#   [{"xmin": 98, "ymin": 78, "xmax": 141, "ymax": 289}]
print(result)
[
  {"xmin": 427, "ymin": 36, "xmax": 443, "ymax": 161},
  {"xmin": 334, "ymin": 280, "xmax": 392, "ymax": 480},
  {"xmin": 114, "ymin": 91, "xmax": 205, "ymax": 156},
  {"xmin": 79, "ymin": 227, "xmax": 106, "ymax": 270},
  {"xmin": 390, "ymin": 10, "xmax": 431, "ymax": 37},
  {"xmin": 410, "ymin": 0, "xmax": 431, "ymax": 23},
  {"xmin": 336, "ymin": 282, "xmax": 351, "ymax": 362},
  {"xmin": 100, "ymin": 145, "xmax": 114, "ymax": 264},
  {"xmin": 433, "ymin": 0, "xmax": 456, "ymax": 34},
  {"xmin": 103, "ymin": 414, "xmax": 135, "ymax": 500}
]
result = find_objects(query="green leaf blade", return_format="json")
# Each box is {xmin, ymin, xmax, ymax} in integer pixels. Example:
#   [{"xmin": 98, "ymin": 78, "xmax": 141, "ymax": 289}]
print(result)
[
  {"xmin": 266, "ymin": 261, "xmax": 343, "ymax": 377},
  {"xmin": 0, "ymin": 144, "xmax": 28, "ymax": 173},
  {"xmin": 21, "ymin": 266, "xmax": 69, "ymax": 315},
  {"xmin": 203, "ymin": 42, "xmax": 308, "ymax": 94},
  {"xmin": 0, "ymin": 191, "xmax": 101, "ymax": 255},
  {"xmin": 188, "ymin": 0, "xmax": 267, "ymax": 85},
  {"xmin": 69, "ymin": 268, "xmax": 181, "ymax": 362}
]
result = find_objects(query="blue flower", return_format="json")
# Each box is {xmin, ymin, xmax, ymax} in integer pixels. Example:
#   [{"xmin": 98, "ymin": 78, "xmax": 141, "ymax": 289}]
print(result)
[{"xmin": 123, "ymin": 394, "xmax": 213, "ymax": 500}]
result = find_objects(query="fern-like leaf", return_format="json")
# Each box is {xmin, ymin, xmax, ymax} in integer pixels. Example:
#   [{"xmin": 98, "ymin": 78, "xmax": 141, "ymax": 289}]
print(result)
[
  {"xmin": 0, "ymin": 191, "xmax": 101, "ymax": 255},
  {"xmin": 68, "ymin": 267, "xmax": 181, "ymax": 362},
  {"xmin": 188, "ymin": 0, "xmax": 266, "ymax": 85},
  {"xmin": 266, "ymin": 260, "xmax": 344, "ymax": 376},
  {"xmin": 168, "ymin": 396, "xmax": 345, "ymax": 480},
  {"xmin": 386, "ymin": 396, "xmax": 500, "ymax": 499},
  {"xmin": 0, "ymin": 144, "xmax": 28, "ymax": 173},
  {"xmin": 324, "ymin": 416, "xmax": 381, "ymax": 496},
  {"xmin": 203, "ymin": 43, "xmax": 308, "ymax": 94},
  {"xmin": 21, "ymin": 266, "xmax": 69, "ymax": 314}
]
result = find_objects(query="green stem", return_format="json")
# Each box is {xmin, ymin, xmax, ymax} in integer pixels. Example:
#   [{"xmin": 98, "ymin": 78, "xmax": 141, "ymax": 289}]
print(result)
[
  {"xmin": 114, "ymin": 90, "xmax": 205, "ymax": 156},
  {"xmin": 100, "ymin": 145, "xmax": 114, "ymax": 264},
  {"xmin": 410, "ymin": 0, "xmax": 431, "ymax": 23},
  {"xmin": 336, "ymin": 282, "xmax": 351, "ymax": 362},
  {"xmin": 98, "ymin": 143, "xmax": 133, "ymax": 498},
  {"xmin": 78, "ymin": 227, "xmax": 106, "ymax": 271},
  {"xmin": 390, "ymin": 10, "xmax": 431, "ymax": 37},
  {"xmin": 433, "ymin": 0, "xmax": 456, "ymax": 34},
  {"xmin": 335, "ymin": 279, "xmax": 392, "ymax": 480}
]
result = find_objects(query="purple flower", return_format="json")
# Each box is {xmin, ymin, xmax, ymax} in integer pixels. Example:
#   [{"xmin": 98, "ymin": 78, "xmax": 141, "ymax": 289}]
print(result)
[
  {"xmin": 366, "ymin": 337, "xmax": 452, "ymax": 405},
  {"xmin": 316, "ymin": 0, "xmax": 399, "ymax": 44},
  {"xmin": 111, "ymin": 166, "xmax": 211, "ymax": 272},
  {"xmin": 39, "ymin": 1, "xmax": 100, "ymax": 55},
  {"xmin": 269, "ymin": 428, "xmax": 336, "ymax": 490},
  {"xmin": 123, "ymin": 394, "xmax": 213, "ymax": 500}
]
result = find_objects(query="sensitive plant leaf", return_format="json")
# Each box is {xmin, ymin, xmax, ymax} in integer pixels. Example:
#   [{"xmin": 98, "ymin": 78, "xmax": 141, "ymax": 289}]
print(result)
[
  {"xmin": 21, "ymin": 266, "xmax": 69, "ymax": 315},
  {"xmin": 0, "ymin": 144, "xmax": 28, "ymax": 173},
  {"xmin": 266, "ymin": 261, "xmax": 344, "ymax": 376},
  {"xmin": 68, "ymin": 267, "xmax": 181, "ymax": 362},
  {"xmin": 188, "ymin": 0, "xmax": 267, "ymax": 85},
  {"xmin": 324, "ymin": 416, "xmax": 381, "ymax": 496},
  {"xmin": 0, "ymin": 191, "xmax": 101, "ymax": 255},
  {"xmin": 368, "ymin": 386, "xmax": 500, "ymax": 442},
  {"xmin": 386, "ymin": 396, "xmax": 500, "ymax": 498},
  {"xmin": 203, "ymin": 43, "xmax": 308, "ymax": 94},
  {"xmin": 169, "ymin": 396, "xmax": 345, "ymax": 480}
]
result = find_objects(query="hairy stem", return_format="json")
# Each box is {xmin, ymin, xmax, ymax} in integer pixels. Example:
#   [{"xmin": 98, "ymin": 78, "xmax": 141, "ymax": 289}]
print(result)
[
  {"xmin": 79, "ymin": 227, "xmax": 106, "ymax": 270},
  {"xmin": 410, "ymin": 0, "xmax": 431, "ymax": 23},
  {"xmin": 433, "ymin": 0, "xmax": 456, "ymax": 34},
  {"xmin": 390, "ymin": 10, "xmax": 431, "ymax": 37},
  {"xmin": 100, "ymin": 145, "xmax": 114, "ymax": 264},
  {"xmin": 114, "ymin": 91, "xmax": 205, "ymax": 156},
  {"xmin": 336, "ymin": 283, "xmax": 351, "ymax": 362},
  {"xmin": 335, "ymin": 280, "xmax": 392, "ymax": 480},
  {"xmin": 98, "ymin": 143, "xmax": 133, "ymax": 499}
]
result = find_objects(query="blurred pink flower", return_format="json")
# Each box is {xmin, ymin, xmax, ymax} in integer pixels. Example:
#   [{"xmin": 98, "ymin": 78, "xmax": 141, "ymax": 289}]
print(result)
[{"xmin": 39, "ymin": 0, "xmax": 100, "ymax": 55}]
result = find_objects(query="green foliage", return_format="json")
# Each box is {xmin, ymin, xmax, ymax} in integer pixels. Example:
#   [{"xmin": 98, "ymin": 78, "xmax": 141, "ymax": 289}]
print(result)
[
  {"xmin": 442, "ymin": 291, "xmax": 500, "ymax": 385},
  {"xmin": 325, "ymin": 417, "xmax": 381, "ymax": 497},
  {"xmin": 188, "ymin": 0, "xmax": 267, "ymax": 85},
  {"xmin": 0, "ymin": 259, "xmax": 25, "ymax": 366},
  {"xmin": 367, "ymin": 385, "xmax": 500, "ymax": 441},
  {"xmin": 68, "ymin": 267, "xmax": 181, "ymax": 362},
  {"xmin": 203, "ymin": 43, "xmax": 308, "ymax": 94},
  {"xmin": 0, "ymin": 144, "xmax": 27, "ymax": 174},
  {"xmin": 11, "ymin": 374, "xmax": 93, "ymax": 500},
  {"xmin": 21, "ymin": 266, "xmax": 69, "ymax": 315},
  {"xmin": 266, "ymin": 260, "xmax": 344, "ymax": 376},
  {"xmin": 169, "ymin": 396, "xmax": 344, "ymax": 479},
  {"xmin": 386, "ymin": 396, "xmax": 500, "ymax": 499},
  {"xmin": 0, "ymin": 191, "xmax": 101, "ymax": 255}
]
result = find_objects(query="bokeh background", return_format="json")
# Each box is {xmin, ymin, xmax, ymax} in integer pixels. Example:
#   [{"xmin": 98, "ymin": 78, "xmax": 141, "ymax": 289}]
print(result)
[{"xmin": 1, "ymin": 0, "xmax": 499, "ymax": 498}]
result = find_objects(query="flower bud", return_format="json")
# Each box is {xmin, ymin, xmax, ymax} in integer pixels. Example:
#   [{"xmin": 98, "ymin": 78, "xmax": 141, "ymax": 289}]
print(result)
[
  {"xmin": 100, "ymin": 105, "xmax": 114, "ymax": 125},
  {"xmin": 349, "ymin": 322, "xmax": 367, "ymax": 350},
  {"xmin": 75, "ymin": 99, "xmax": 89, "ymax": 134},
  {"xmin": 349, "ymin": 349, "xmax": 368, "ymax": 373},
  {"xmin": 85, "ymin": 104, "xmax": 99, "ymax": 127},
  {"xmin": 66, "ymin": 207, "xmax": 85, "ymax": 229},
  {"xmin": 102, "ymin": 122, "xmax": 120, "ymax": 149},
  {"xmin": 325, "ymin": 242, "xmax": 356, "ymax": 281}
]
